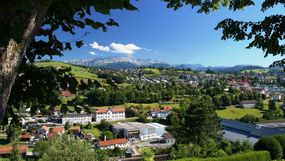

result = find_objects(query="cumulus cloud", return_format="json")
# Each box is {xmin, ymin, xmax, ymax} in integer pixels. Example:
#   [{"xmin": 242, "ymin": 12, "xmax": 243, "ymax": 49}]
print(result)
[
  {"xmin": 89, "ymin": 41, "xmax": 110, "ymax": 52},
  {"xmin": 110, "ymin": 43, "xmax": 142, "ymax": 54},
  {"xmin": 89, "ymin": 51, "xmax": 97, "ymax": 55}
]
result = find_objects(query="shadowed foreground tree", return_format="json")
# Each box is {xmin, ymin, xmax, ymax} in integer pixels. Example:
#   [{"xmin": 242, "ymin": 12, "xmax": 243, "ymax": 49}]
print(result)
[
  {"xmin": 0, "ymin": 0, "xmax": 283, "ymax": 123},
  {"xmin": 34, "ymin": 135, "xmax": 108, "ymax": 161},
  {"xmin": 168, "ymin": 96, "xmax": 221, "ymax": 145}
]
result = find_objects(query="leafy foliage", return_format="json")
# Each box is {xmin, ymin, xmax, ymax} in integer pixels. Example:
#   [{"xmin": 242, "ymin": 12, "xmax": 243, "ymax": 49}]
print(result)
[
  {"xmin": 141, "ymin": 147, "xmax": 155, "ymax": 161},
  {"xmin": 254, "ymin": 136, "xmax": 282, "ymax": 160},
  {"xmin": 168, "ymin": 96, "xmax": 221, "ymax": 144},
  {"xmin": 171, "ymin": 151, "xmax": 271, "ymax": 161},
  {"xmin": 34, "ymin": 135, "xmax": 108, "ymax": 161}
]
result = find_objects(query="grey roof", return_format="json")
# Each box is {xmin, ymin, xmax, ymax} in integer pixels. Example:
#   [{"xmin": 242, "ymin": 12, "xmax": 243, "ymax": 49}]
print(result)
[
  {"xmin": 221, "ymin": 119, "xmax": 285, "ymax": 140},
  {"xmin": 62, "ymin": 113, "xmax": 91, "ymax": 118},
  {"xmin": 162, "ymin": 132, "xmax": 174, "ymax": 140},
  {"xmin": 113, "ymin": 122, "xmax": 153, "ymax": 131}
]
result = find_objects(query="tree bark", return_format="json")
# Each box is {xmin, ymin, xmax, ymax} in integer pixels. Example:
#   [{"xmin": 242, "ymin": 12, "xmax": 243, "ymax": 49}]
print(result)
[{"xmin": 0, "ymin": 4, "xmax": 50, "ymax": 123}]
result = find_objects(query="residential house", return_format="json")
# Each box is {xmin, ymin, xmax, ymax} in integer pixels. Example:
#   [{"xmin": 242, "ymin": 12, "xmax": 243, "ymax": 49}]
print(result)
[
  {"xmin": 272, "ymin": 93, "xmax": 283, "ymax": 101},
  {"xmin": 60, "ymin": 90, "xmax": 73, "ymax": 98},
  {"xmin": 0, "ymin": 145, "xmax": 28, "ymax": 157},
  {"xmin": 93, "ymin": 107, "xmax": 125, "ymax": 122},
  {"xmin": 38, "ymin": 125, "xmax": 49, "ymax": 136},
  {"xmin": 162, "ymin": 132, "xmax": 175, "ymax": 145},
  {"xmin": 19, "ymin": 134, "xmax": 34, "ymax": 142},
  {"xmin": 240, "ymin": 100, "xmax": 258, "ymax": 108},
  {"xmin": 98, "ymin": 138, "xmax": 129, "ymax": 149},
  {"xmin": 150, "ymin": 106, "xmax": 172, "ymax": 120},
  {"xmin": 62, "ymin": 113, "xmax": 92, "ymax": 125},
  {"xmin": 47, "ymin": 126, "xmax": 65, "ymax": 139}
]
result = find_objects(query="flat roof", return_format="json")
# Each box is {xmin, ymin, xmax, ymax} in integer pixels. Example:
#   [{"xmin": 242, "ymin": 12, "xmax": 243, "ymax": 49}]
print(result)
[
  {"xmin": 113, "ymin": 122, "xmax": 153, "ymax": 131},
  {"xmin": 146, "ymin": 123, "xmax": 167, "ymax": 128}
]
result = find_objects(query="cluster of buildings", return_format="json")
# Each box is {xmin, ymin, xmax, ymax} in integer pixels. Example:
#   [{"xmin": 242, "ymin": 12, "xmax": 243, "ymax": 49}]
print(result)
[
  {"xmin": 97, "ymin": 122, "xmax": 175, "ymax": 149},
  {"xmin": 50, "ymin": 107, "xmax": 126, "ymax": 125},
  {"xmin": 112, "ymin": 122, "xmax": 167, "ymax": 141}
]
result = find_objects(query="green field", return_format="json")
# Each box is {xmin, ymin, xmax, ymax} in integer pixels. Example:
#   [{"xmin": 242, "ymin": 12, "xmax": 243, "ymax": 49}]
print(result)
[
  {"xmin": 216, "ymin": 106, "xmax": 263, "ymax": 120},
  {"xmin": 242, "ymin": 68, "xmax": 269, "ymax": 74},
  {"xmin": 82, "ymin": 128, "xmax": 101, "ymax": 138},
  {"xmin": 35, "ymin": 61, "xmax": 106, "ymax": 83},
  {"xmin": 144, "ymin": 68, "xmax": 161, "ymax": 76}
]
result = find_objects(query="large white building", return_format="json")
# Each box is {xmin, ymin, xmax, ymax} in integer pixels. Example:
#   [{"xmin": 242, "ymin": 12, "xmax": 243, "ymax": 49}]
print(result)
[
  {"xmin": 112, "ymin": 122, "xmax": 166, "ymax": 141},
  {"xmin": 93, "ymin": 107, "xmax": 125, "ymax": 122},
  {"xmin": 62, "ymin": 113, "xmax": 92, "ymax": 125}
]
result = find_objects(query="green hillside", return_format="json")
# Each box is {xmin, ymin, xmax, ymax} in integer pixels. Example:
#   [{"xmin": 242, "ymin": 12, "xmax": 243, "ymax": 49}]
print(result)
[
  {"xmin": 216, "ymin": 106, "xmax": 263, "ymax": 119},
  {"xmin": 35, "ymin": 61, "xmax": 105, "ymax": 83},
  {"xmin": 241, "ymin": 68, "xmax": 269, "ymax": 74}
]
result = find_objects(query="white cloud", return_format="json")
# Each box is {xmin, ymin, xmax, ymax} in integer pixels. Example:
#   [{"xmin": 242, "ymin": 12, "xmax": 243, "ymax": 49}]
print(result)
[
  {"xmin": 89, "ymin": 41, "xmax": 110, "ymax": 52},
  {"xmin": 89, "ymin": 51, "xmax": 97, "ymax": 55},
  {"xmin": 110, "ymin": 43, "xmax": 142, "ymax": 54}
]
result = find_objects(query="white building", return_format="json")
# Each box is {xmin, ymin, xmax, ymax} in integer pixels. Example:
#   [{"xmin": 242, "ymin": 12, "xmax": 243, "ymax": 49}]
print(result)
[
  {"xmin": 62, "ymin": 113, "xmax": 92, "ymax": 125},
  {"xmin": 112, "ymin": 122, "xmax": 166, "ymax": 141},
  {"xmin": 93, "ymin": 107, "xmax": 125, "ymax": 122},
  {"xmin": 146, "ymin": 122, "xmax": 167, "ymax": 137}
]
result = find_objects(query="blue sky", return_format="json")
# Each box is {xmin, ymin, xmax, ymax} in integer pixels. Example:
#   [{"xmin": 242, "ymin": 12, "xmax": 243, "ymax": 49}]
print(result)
[{"xmin": 54, "ymin": 0, "xmax": 284, "ymax": 67}]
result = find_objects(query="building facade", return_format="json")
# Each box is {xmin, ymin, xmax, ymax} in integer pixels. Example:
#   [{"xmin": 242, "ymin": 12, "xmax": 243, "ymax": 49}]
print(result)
[
  {"xmin": 93, "ymin": 107, "xmax": 125, "ymax": 122},
  {"xmin": 62, "ymin": 113, "xmax": 92, "ymax": 125},
  {"xmin": 98, "ymin": 138, "xmax": 129, "ymax": 149}
]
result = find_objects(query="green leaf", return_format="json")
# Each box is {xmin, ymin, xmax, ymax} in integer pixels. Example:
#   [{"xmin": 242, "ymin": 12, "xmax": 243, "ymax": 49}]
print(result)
[
  {"xmin": 10, "ymin": 17, "xmax": 24, "ymax": 43},
  {"xmin": 75, "ymin": 40, "xmax": 83, "ymax": 48},
  {"xmin": 65, "ymin": 42, "xmax": 72, "ymax": 50},
  {"xmin": 125, "ymin": 3, "xmax": 137, "ymax": 11},
  {"xmin": 19, "ymin": 0, "xmax": 32, "ymax": 12},
  {"xmin": 61, "ymin": 104, "xmax": 68, "ymax": 114},
  {"xmin": 0, "ymin": 20, "xmax": 9, "ymax": 47}
]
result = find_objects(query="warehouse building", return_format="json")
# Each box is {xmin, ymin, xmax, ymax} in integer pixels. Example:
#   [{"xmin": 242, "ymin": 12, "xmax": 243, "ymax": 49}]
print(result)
[{"xmin": 112, "ymin": 122, "xmax": 166, "ymax": 141}]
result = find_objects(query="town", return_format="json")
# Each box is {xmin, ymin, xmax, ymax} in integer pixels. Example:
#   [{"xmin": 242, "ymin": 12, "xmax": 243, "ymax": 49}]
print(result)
[
  {"xmin": 0, "ymin": 0, "xmax": 284, "ymax": 161},
  {"xmin": 1, "ymin": 61, "xmax": 284, "ymax": 160}
]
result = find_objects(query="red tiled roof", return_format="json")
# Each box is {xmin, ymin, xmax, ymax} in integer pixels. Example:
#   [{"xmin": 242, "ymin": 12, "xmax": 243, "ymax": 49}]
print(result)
[
  {"xmin": 20, "ymin": 134, "xmax": 31, "ymax": 139},
  {"xmin": 95, "ymin": 107, "xmax": 125, "ymax": 114},
  {"xmin": 95, "ymin": 108, "xmax": 108, "ymax": 113},
  {"xmin": 163, "ymin": 106, "xmax": 172, "ymax": 111},
  {"xmin": 47, "ymin": 132, "xmax": 58, "ymax": 139},
  {"xmin": 41, "ymin": 125, "xmax": 49, "ymax": 132},
  {"xmin": 0, "ymin": 145, "xmax": 28, "ymax": 154},
  {"xmin": 99, "ymin": 138, "xmax": 128, "ymax": 147},
  {"xmin": 50, "ymin": 126, "xmax": 64, "ymax": 134},
  {"xmin": 111, "ymin": 107, "xmax": 125, "ymax": 113},
  {"xmin": 61, "ymin": 90, "xmax": 73, "ymax": 97}
]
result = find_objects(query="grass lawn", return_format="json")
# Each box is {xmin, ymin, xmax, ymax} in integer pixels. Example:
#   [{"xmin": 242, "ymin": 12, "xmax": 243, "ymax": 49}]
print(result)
[
  {"xmin": 35, "ymin": 61, "xmax": 106, "ymax": 84},
  {"xmin": 144, "ymin": 68, "xmax": 161, "ymax": 76},
  {"xmin": 216, "ymin": 106, "xmax": 263, "ymax": 120},
  {"xmin": 89, "ymin": 102, "xmax": 180, "ymax": 112},
  {"xmin": 242, "ymin": 69, "xmax": 269, "ymax": 74},
  {"xmin": 82, "ymin": 128, "xmax": 101, "ymax": 138}
]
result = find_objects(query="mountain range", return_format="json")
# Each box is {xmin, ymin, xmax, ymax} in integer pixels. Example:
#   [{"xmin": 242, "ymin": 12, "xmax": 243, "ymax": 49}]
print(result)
[{"xmin": 66, "ymin": 56, "xmax": 266, "ymax": 72}]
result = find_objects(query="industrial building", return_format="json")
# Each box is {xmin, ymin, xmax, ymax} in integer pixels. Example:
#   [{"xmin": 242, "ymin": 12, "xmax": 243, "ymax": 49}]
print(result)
[
  {"xmin": 112, "ymin": 122, "xmax": 166, "ymax": 141},
  {"xmin": 221, "ymin": 119, "xmax": 285, "ymax": 144}
]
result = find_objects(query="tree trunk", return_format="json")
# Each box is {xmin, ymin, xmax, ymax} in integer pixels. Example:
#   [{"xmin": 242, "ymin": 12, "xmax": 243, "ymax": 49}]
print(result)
[{"xmin": 0, "ymin": 4, "xmax": 50, "ymax": 123}]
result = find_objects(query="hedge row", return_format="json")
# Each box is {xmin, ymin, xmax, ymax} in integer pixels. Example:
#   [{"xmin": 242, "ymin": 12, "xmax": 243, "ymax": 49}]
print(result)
[{"xmin": 172, "ymin": 151, "xmax": 271, "ymax": 161}]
